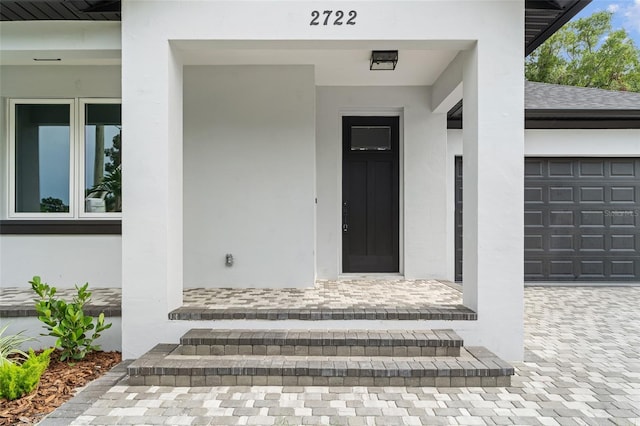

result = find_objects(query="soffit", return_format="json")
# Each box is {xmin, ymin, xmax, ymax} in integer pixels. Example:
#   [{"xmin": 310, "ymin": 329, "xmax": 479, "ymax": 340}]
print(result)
[
  {"xmin": 525, "ymin": 0, "xmax": 589, "ymax": 55},
  {"xmin": 0, "ymin": 0, "xmax": 120, "ymax": 21}
]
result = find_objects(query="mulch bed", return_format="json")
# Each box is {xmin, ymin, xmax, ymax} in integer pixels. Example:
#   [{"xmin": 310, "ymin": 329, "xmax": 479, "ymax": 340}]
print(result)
[{"xmin": 0, "ymin": 350, "xmax": 122, "ymax": 426}]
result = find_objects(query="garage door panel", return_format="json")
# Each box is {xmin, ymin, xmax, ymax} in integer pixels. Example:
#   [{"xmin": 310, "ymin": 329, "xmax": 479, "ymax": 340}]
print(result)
[
  {"xmin": 549, "ymin": 234, "xmax": 574, "ymax": 251},
  {"xmin": 549, "ymin": 260, "xmax": 574, "ymax": 277},
  {"xmin": 580, "ymin": 187, "xmax": 605, "ymax": 202},
  {"xmin": 525, "ymin": 160, "xmax": 544, "ymax": 177},
  {"xmin": 579, "ymin": 161, "xmax": 605, "ymax": 177},
  {"xmin": 611, "ymin": 160, "xmax": 636, "ymax": 177},
  {"xmin": 609, "ymin": 212, "xmax": 637, "ymax": 226},
  {"xmin": 548, "ymin": 160, "xmax": 574, "ymax": 177},
  {"xmin": 525, "ymin": 235, "xmax": 544, "ymax": 251},
  {"xmin": 611, "ymin": 260, "xmax": 636, "ymax": 277},
  {"xmin": 610, "ymin": 234, "xmax": 636, "ymax": 251},
  {"xmin": 580, "ymin": 234, "xmax": 605, "ymax": 251},
  {"xmin": 549, "ymin": 211, "xmax": 574, "ymax": 226},
  {"xmin": 525, "ymin": 210, "xmax": 544, "ymax": 227},
  {"xmin": 610, "ymin": 186, "xmax": 636, "ymax": 203},
  {"xmin": 549, "ymin": 187, "xmax": 574, "ymax": 202},
  {"xmin": 524, "ymin": 260, "xmax": 543, "ymax": 279},
  {"xmin": 579, "ymin": 260, "xmax": 605, "ymax": 278},
  {"xmin": 580, "ymin": 210, "xmax": 605, "ymax": 226},
  {"xmin": 525, "ymin": 186, "xmax": 544, "ymax": 203}
]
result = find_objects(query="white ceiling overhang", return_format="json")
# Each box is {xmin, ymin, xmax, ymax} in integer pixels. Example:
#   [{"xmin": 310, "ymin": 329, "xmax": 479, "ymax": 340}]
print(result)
[{"xmin": 173, "ymin": 40, "xmax": 472, "ymax": 86}]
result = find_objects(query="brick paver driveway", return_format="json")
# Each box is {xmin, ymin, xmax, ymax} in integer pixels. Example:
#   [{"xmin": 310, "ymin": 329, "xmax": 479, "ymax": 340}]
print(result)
[{"xmin": 42, "ymin": 286, "xmax": 640, "ymax": 426}]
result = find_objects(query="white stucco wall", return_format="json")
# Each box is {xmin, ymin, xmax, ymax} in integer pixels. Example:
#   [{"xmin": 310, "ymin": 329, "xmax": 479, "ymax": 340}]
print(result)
[
  {"xmin": 0, "ymin": 236, "xmax": 121, "ymax": 288},
  {"xmin": 183, "ymin": 65, "xmax": 316, "ymax": 288},
  {"xmin": 120, "ymin": 0, "xmax": 524, "ymax": 359},
  {"xmin": 0, "ymin": 21, "xmax": 121, "ymax": 66},
  {"xmin": 3, "ymin": 318, "xmax": 122, "ymax": 352},
  {"xmin": 524, "ymin": 129, "xmax": 640, "ymax": 156},
  {"xmin": 448, "ymin": 128, "xmax": 640, "ymax": 157},
  {"xmin": 0, "ymin": 65, "xmax": 122, "ymax": 288},
  {"xmin": 315, "ymin": 86, "xmax": 449, "ymax": 280}
]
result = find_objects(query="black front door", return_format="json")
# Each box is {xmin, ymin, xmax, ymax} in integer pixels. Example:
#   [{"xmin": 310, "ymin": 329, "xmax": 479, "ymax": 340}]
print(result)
[{"xmin": 342, "ymin": 116, "xmax": 399, "ymax": 272}]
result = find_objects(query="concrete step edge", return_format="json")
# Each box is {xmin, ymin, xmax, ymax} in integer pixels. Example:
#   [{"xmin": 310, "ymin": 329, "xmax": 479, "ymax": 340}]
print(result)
[
  {"xmin": 179, "ymin": 328, "xmax": 464, "ymax": 348},
  {"xmin": 169, "ymin": 307, "xmax": 477, "ymax": 321},
  {"xmin": 127, "ymin": 344, "xmax": 514, "ymax": 378}
]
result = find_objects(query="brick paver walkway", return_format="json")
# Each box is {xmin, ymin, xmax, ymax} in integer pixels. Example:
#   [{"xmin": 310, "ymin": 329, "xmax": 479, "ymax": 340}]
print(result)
[{"xmin": 40, "ymin": 286, "xmax": 640, "ymax": 425}]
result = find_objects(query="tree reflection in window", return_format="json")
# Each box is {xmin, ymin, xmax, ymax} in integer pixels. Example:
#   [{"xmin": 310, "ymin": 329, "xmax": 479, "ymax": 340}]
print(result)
[{"xmin": 84, "ymin": 104, "xmax": 121, "ymax": 213}]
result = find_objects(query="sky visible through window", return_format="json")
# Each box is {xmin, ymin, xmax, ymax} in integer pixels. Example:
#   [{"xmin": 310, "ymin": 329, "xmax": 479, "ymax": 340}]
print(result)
[
  {"xmin": 38, "ymin": 125, "xmax": 120, "ymax": 206},
  {"xmin": 39, "ymin": 126, "xmax": 69, "ymax": 205}
]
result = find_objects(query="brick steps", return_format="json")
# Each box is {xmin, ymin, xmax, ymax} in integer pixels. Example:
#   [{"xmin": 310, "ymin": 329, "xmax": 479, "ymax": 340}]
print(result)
[
  {"xmin": 179, "ymin": 329, "xmax": 462, "ymax": 357},
  {"xmin": 127, "ymin": 329, "xmax": 514, "ymax": 387}
]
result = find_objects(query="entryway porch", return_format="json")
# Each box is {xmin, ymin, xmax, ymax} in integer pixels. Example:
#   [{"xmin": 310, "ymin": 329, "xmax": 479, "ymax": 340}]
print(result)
[
  {"xmin": 127, "ymin": 279, "xmax": 513, "ymax": 387},
  {"xmin": 0, "ymin": 278, "xmax": 475, "ymax": 352},
  {"xmin": 2, "ymin": 278, "xmax": 516, "ymax": 386},
  {"xmin": 172, "ymin": 279, "xmax": 475, "ymax": 321}
]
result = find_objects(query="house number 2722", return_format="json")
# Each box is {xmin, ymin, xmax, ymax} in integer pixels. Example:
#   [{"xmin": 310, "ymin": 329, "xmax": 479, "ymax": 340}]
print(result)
[{"xmin": 310, "ymin": 10, "xmax": 357, "ymax": 26}]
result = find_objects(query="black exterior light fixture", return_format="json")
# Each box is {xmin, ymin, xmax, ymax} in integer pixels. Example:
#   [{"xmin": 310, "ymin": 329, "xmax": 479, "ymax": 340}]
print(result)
[{"xmin": 370, "ymin": 50, "xmax": 398, "ymax": 70}]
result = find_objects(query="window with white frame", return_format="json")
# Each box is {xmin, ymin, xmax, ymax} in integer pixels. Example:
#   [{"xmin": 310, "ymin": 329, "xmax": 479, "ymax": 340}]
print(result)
[{"xmin": 9, "ymin": 99, "xmax": 122, "ymax": 219}]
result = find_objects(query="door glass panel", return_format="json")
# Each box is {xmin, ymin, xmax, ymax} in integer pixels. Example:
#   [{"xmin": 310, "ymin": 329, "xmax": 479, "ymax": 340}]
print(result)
[
  {"xmin": 84, "ymin": 104, "xmax": 122, "ymax": 213},
  {"xmin": 350, "ymin": 126, "xmax": 391, "ymax": 151},
  {"xmin": 15, "ymin": 104, "xmax": 70, "ymax": 213}
]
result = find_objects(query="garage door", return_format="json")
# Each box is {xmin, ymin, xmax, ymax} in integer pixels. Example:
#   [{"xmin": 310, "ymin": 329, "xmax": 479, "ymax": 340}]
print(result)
[{"xmin": 455, "ymin": 157, "xmax": 640, "ymax": 282}]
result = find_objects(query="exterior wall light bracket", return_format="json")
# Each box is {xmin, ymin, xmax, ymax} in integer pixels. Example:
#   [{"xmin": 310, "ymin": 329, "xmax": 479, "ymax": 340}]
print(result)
[{"xmin": 370, "ymin": 50, "xmax": 398, "ymax": 70}]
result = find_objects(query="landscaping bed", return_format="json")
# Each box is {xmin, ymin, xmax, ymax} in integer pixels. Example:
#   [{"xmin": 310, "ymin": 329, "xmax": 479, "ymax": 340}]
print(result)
[{"xmin": 0, "ymin": 350, "xmax": 121, "ymax": 426}]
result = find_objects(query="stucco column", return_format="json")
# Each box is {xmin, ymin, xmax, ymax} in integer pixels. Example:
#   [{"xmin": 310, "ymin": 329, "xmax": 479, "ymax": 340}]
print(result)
[
  {"xmin": 462, "ymin": 40, "xmax": 524, "ymax": 361},
  {"xmin": 404, "ymin": 110, "xmax": 449, "ymax": 279},
  {"xmin": 121, "ymin": 17, "xmax": 183, "ymax": 358}
]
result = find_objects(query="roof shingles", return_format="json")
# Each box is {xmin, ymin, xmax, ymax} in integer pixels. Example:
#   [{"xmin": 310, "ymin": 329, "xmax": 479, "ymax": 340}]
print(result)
[{"xmin": 525, "ymin": 81, "xmax": 640, "ymax": 110}]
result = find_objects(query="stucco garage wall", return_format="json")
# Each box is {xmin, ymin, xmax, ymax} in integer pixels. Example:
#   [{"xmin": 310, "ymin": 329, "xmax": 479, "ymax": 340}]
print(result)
[
  {"xmin": 448, "ymin": 128, "xmax": 640, "ymax": 157},
  {"xmin": 316, "ymin": 86, "xmax": 448, "ymax": 280},
  {"xmin": 183, "ymin": 65, "xmax": 316, "ymax": 288},
  {"xmin": 0, "ymin": 65, "xmax": 122, "ymax": 288},
  {"xmin": 524, "ymin": 129, "xmax": 640, "ymax": 156}
]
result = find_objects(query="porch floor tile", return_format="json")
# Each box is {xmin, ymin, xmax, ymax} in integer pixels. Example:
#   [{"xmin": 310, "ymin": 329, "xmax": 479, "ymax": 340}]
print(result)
[
  {"xmin": 173, "ymin": 280, "xmax": 474, "ymax": 321},
  {"xmin": 183, "ymin": 279, "xmax": 462, "ymax": 309},
  {"xmin": 0, "ymin": 279, "xmax": 471, "ymax": 319},
  {"xmin": 0, "ymin": 287, "xmax": 121, "ymax": 317}
]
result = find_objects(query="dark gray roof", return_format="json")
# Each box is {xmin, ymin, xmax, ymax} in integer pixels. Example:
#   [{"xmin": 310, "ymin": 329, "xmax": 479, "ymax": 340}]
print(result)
[
  {"xmin": 448, "ymin": 82, "xmax": 640, "ymax": 128},
  {"xmin": 526, "ymin": 81, "xmax": 640, "ymax": 110}
]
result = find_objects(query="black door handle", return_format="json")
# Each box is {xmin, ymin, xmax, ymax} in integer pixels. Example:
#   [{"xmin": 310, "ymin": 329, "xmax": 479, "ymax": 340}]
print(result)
[{"xmin": 342, "ymin": 202, "xmax": 349, "ymax": 233}]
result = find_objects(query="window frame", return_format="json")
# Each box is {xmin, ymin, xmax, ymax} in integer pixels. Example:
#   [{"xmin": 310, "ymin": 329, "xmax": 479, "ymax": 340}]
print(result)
[
  {"xmin": 9, "ymin": 98, "xmax": 76, "ymax": 219},
  {"xmin": 7, "ymin": 98, "xmax": 122, "ymax": 220},
  {"xmin": 78, "ymin": 98, "xmax": 122, "ymax": 219}
]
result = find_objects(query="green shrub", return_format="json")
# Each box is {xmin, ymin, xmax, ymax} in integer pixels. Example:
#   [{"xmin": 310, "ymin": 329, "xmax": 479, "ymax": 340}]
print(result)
[
  {"xmin": 0, "ymin": 348, "xmax": 53, "ymax": 400},
  {"xmin": 0, "ymin": 324, "xmax": 35, "ymax": 366},
  {"xmin": 30, "ymin": 276, "xmax": 112, "ymax": 362}
]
